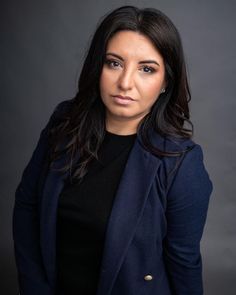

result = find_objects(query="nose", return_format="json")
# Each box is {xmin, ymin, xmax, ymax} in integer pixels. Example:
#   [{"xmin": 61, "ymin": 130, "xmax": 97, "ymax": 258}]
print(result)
[{"xmin": 117, "ymin": 68, "xmax": 134, "ymax": 91}]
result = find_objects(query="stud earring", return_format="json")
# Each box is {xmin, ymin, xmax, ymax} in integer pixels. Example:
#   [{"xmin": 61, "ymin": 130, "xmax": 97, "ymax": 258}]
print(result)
[{"xmin": 161, "ymin": 88, "xmax": 166, "ymax": 93}]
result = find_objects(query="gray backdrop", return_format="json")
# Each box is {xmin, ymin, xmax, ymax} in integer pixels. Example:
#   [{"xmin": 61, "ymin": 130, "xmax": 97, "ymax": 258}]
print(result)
[{"xmin": 1, "ymin": 0, "xmax": 235, "ymax": 294}]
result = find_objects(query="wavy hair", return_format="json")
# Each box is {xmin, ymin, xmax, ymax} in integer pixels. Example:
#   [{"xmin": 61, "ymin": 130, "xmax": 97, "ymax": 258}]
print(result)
[{"xmin": 48, "ymin": 5, "xmax": 193, "ymax": 183}]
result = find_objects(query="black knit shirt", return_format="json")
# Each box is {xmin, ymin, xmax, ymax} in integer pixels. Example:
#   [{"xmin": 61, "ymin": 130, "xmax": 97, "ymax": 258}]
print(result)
[{"xmin": 56, "ymin": 130, "xmax": 137, "ymax": 295}]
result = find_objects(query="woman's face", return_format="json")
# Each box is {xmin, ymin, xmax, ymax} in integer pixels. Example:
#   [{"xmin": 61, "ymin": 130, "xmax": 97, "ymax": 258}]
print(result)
[{"xmin": 99, "ymin": 30, "xmax": 166, "ymax": 131}]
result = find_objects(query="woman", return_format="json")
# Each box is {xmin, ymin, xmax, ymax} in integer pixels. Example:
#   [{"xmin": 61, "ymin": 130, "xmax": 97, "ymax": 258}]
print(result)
[{"xmin": 13, "ymin": 5, "xmax": 213, "ymax": 295}]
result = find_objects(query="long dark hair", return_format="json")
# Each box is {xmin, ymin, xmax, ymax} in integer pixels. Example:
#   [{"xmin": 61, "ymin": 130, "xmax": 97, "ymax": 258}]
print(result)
[{"xmin": 48, "ymin": 5, "xmax": 193, "ymax": 183}]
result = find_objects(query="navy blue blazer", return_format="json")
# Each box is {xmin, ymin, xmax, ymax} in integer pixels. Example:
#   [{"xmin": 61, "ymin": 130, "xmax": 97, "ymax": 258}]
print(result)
[{"xmin": 13, "ymin": 99, "xmax": 213, "ymax": 295}]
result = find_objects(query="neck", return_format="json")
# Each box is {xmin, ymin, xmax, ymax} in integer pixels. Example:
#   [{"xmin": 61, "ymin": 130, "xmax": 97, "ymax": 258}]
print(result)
[{"xmin": 105, "ymin": 116, "xmax": 140, "ymax": 136}]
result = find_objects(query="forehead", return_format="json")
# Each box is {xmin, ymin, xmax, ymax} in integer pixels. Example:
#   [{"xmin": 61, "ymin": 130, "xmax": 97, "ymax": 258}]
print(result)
[{"xmin": 106, "ymin": 30, "xmax": 163, "ymax": 60}]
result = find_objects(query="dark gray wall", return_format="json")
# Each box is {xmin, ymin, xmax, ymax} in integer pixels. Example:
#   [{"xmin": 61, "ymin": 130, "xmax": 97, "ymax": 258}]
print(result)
[{"xmin": 1, "ymin": 0, "xmax": 235, "ymax": 294}]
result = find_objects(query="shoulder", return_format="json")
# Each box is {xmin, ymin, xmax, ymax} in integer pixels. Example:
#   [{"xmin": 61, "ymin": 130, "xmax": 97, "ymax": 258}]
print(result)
[
  {"xmin": 149, "ymin": 133, "xmax": 214, "ymax": 218},
  {"xmin": 145, "ymin": 128, "xmax": 196, "ymax": 154},
  {"xmin": 31, "ymin": 98, "xmax": 75, "ymax": 151},
  {"xmin": 50, "ymin": 98, "xmax": 75, "ymax": 121},
  {"xmin": 149, "ymin": 130, "xmax": 213, "ymax": 198},
  {"xmin": 164, "ymin": 136, "xmax": 204, "ymax": 175},
  {"xmin": 151, "ymin": 130, "xmax": 204, "ymax": 166},
  {"xmin": 165, "ymin": 135, "xmax": 212, "ymax": 186},
  {"xmin": 165, "ymin": 139, "xmax": 213, "ymax": 207},
  {"xmin": 149, "ymin": 130, "xmax": 199, "ymax": 175}
]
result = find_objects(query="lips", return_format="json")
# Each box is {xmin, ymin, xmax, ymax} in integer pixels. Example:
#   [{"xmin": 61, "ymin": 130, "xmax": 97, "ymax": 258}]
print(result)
[
  {"xmin": 111, "ymin": 94, "xmax": 136, "ymax": 105},
  {"xmin": 112, "ymin": 95, "xmax": 135, "ymax": 101}
]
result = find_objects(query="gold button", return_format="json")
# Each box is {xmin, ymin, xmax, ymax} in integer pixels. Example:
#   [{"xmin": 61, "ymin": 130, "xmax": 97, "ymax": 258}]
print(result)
[{"xmin": 144, "ymin": 274, "xmax": 153, "ymax": 281}]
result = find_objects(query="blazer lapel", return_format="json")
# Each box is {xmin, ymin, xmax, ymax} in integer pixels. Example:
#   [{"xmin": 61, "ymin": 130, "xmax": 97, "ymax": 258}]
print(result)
[
  {"xmin": 39, "ymin": 154, "xmax": 67, "ymax": 286},
  {"xmin": 39, "ymin": 147, "xmax": 80, "ymax": 287},
  {"xmin": 96, "ymin": 132, "xmax": 163, "ymax": 295}
]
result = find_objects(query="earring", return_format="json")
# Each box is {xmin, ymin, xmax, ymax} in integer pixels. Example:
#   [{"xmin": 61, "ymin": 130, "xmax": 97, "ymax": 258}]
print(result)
[{"xmin": 161, "ymin": 88, "xmax": 166, "ymax": 93}]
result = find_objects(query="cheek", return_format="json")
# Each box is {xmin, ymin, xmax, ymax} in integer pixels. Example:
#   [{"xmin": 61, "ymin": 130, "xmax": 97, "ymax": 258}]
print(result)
[
  {"xmin": 100, "ymin": 70, "xmax": 113, "ymax": 93},
  {"xmin": 140, "ymin": 81, "xmax": 162, "ymax": 101},
  {"xmin": 100, "ymin": 73, "xmax": 116, "ymax": 106}
]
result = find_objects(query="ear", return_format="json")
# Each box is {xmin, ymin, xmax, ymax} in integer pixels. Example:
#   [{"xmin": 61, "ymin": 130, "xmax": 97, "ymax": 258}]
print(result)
[{"xmin": 161, "ymin": 80, "xmax": 168, "ymax": 93}]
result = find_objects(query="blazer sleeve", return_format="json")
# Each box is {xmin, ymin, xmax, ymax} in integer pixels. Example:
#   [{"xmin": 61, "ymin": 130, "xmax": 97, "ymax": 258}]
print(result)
[
  {"xmin": 12, "ymin": 100, "xmax": 69, "ymax": 295},
  {"xmin": 163, "ymin": 144, "xmax": 213, "ymax": 295}
]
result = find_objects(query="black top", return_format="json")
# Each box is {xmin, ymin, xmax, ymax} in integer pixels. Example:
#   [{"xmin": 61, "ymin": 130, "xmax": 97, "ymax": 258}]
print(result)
[{"xmin": 56, "ymin": 130, "xmax": 137, "ymax": 295}]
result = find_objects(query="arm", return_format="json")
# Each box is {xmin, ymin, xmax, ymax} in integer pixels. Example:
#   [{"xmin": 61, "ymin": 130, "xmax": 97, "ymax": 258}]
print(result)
[
  {"xmin": 12, "ymin": 100, "xmax": 70, "ymax": 295},
  {"xmin": 163, "ymin": 144, "xmax": 213, "ymax": 295}
]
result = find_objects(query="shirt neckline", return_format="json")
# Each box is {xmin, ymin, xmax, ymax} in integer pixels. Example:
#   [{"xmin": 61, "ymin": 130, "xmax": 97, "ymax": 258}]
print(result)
[{"xmin": 105, "ymin": 130, "xmax": 137, "ymax": 138}]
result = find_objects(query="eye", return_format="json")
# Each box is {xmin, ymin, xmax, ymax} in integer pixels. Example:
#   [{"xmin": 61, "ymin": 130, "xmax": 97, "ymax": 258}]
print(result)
[
  {"xmin": 140, "ymin": 66, "xmax": 156, "ymax": 74},
  {"xmin": 105, "ymin": 59, "xmax": 121, "ymax": 69}
]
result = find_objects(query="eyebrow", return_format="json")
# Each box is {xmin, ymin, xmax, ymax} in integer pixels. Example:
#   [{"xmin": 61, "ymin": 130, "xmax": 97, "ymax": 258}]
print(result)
[{"xmin": 105, "ymin": 52, "xmax": 160, "ymax": 67}]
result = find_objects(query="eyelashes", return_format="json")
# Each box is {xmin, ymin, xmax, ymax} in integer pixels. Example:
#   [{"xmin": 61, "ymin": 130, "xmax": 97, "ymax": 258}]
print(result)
[
  {"xmin": 104, "ymin": 59, "xmax": 157, "ymax": 74},
  {"xmin": 105, "ymin": 59, "xmax": 120, "ymax": 68},
  {"xmin": 142, "ymin": 66, "xmax": 156, "ymax": 74}
]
